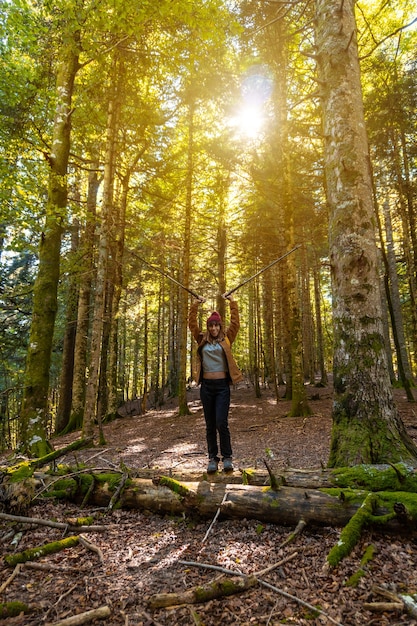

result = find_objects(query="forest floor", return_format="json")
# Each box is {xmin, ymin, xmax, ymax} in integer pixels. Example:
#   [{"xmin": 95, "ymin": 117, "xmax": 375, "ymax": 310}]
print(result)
[{"xmin": 2, "ymin": 382, "xmax": 417, "ymax": 625}]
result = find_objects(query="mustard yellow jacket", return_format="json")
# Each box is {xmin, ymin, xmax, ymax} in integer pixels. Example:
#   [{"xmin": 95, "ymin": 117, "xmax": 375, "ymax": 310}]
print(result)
[{"xmin": 188, "ymin": 300, "xmax": 243, "ymax": 385}]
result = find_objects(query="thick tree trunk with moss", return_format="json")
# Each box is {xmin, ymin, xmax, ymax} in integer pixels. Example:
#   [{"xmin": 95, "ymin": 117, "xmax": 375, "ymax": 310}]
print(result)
[
  {"xmin": 315, "ymin": 0, "xmax": 417, "ymax": 466},
  {"xmin": 20, "ymin": 34, "xmax": 80, "ymax": 456}
]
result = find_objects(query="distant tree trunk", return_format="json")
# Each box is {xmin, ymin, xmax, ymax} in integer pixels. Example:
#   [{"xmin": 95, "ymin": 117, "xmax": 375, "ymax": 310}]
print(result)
[
  {"xmin": 262, "ymin": 272, "xmax": 279, "ymax": 401},
  {"xmin": 55, "ymin": 221, "xmax": 79, "ymax": 433},
  {"xmin": 287, "ymin": 253, "xmax": 312, "ymax": 417},
  {"xmin": 301, "ymin": 248, "xmax": 315, "ymax": 383},
  {"xmin": 178, "ymin": 101, "xmax": 194, "ymax": 417},
  {"xmin": 154, "ymin": 285, "xmax": 164, "ymax": 407},
  {"xmin": 141, "ymin": 301, "xmax": 149, "ymax": 414},
  {"xmin": 108, "ymin": 158, "xmax": 140, "ymax": 418},
  {"xmin": 315, "ymin": 0, "xmax": 417, "ymax": 466},
  {"xmin": 66, "ymin": 165, "xmax": 99, "ymax": 433},
  {"xmin": 96, "ymin": 278, "xmax": 113, "ymax": 421},
  {"xmin": 313, "ymin": 260, "xmax": 328, "ymax": 387},
  {"xmin": 381, "ymin": 199, "xmax": 414, "ymax": 400},
  {"xmin": 83, "ymin": 56, "xmax": 121, "ymax": 442},
  {"xmin": 21, "ymin": 32, "xmax": 79, "ymax": 456},
  {"xmin": 167, "ymin": 281, "xmax": 178, "ymax": 398}
]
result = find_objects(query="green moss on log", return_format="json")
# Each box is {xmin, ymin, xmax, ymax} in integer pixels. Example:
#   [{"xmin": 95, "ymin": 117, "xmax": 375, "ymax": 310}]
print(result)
[
  {"xmin": 241, "ymin": 469, "xmax": 255, "ymax": 485},
  {"xmin": 6, "ymin": 462, "xmax": 33, "ymax": 482},
  {"xmin": 4, "ymin": 535, "xmax": 79, "ymax": 567},
  {"xmin": 93, "ymin": 472, "xmax": 128, "ymax": 491},
  {"xmin": 43, "ymin": 477, "xmax": 78, "ymax": 499},
  {"xmin": 0, "ymin": 600, "xmax": 31, "ymax": 618},
  {"xmin": 157, "ymin": 476, "xmax": 192, "ymax": 498},
  {"xmin": 330, "ymin": 463, "xmax": 417, "ymax": 492}
]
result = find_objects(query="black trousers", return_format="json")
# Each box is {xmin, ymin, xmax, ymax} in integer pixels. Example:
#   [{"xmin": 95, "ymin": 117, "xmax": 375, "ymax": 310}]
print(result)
[{"xmin": 200, "ymin": 378, "xmax": 232, "ymax": 461}]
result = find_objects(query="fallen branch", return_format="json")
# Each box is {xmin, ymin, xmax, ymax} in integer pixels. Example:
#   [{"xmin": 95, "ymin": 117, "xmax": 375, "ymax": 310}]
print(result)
[
  {"xmin": 370, "ymin": 585, "xmax": 417, "ymax": 619},
  {"xmin": 147, "ymin": 574, "xmax": 258, "ymax": 609},
  {"xmin": 45, "ymin": 605, "xmax": 111, "ymax": 626},
  {"xmin": 363, "ymin": 601, "xmax": 403, "ymax": 612},
  {"xmin": 177, "ymin": 559, "xmax": 344, "ymax": 626},
  {"xmin": 0, "ymin": 563, "xmax": 21, "ymax": 593},
  {"xmin": 0, "ymin": 512, "xmax": 107, "ymax": 533},
  {"xmin": 279, "ymin": 518, "xmax": 307, "ymax": 548},
  {"xmin": 254, "ymin": 550, "xmax": 299, "ymax": 576},
  {"xmin": 202, "ymin": 491, "xmax": 228, "ymax": 543},
  {"xmin": 79, "ymin": 534, "xmax": 104, "ymax": 564}
]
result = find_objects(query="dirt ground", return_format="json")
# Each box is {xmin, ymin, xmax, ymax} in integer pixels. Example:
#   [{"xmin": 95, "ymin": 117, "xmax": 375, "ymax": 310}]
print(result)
[{"xmin": 2, "ymin": 383, "xmax": 417, "ymax": 626}]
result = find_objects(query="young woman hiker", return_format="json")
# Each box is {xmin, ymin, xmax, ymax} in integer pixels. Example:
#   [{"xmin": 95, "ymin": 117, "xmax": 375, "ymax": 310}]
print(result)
[{"xmin": 188, "ymin": 294, "xmax": 243, "ymax": 473}]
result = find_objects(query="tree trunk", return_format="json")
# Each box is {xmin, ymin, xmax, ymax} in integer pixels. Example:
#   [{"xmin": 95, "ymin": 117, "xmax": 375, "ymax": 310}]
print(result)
[
  {"xmin": 83, "ymin": 57, "xmax": 120, "ymax": 442},
  {"xmin": 107, "ymin": 169, "xmax": 129, "ymax": 419},
  {"xmin": 21, "ymin": 31, "xmax": 80, "ymax": 456},
  {"xmin": 382, "ymin": 199, "xmax": 414, "ymax": 398},
  {"xmin": 178, "ymin": 101, "xmax": 194, "ymax": 416},
  {"xmin": 314, "ymin": 0, "xmax": 417, "ymax": 466},
  {"xmin": 55, "ymin": 221, "xmax": 80, "ymax": 433},
  {"xmin": 66, "ymin": 165, "xmax": 99, "ymax": 433},
  {"xmin": 313, "ymin": 259, "xmax": 328, "ymax": 386}
]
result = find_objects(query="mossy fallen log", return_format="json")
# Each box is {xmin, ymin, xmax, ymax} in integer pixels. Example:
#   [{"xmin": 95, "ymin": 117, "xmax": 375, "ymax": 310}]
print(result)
[
  {"xmin": 4, "ymin": 535, "xmax": 80, "ymax": 567},
  {"xmin": 34, "ymin": 471, "xmax": 417, "ymax": 535}
]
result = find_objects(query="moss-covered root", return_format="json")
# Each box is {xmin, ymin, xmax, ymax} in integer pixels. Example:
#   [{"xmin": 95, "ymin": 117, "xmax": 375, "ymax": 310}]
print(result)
[
  {"xmin": 4, "ymin": 535, "xmax": 80, "ymax": 567},
  {"xmin": 0, "ymin": 601, "xmax": 31, "ymax": 618},
  {"xmin": 148, "ymin": 575, "xmax": 259, "ymax": 609},
  {"xmin": 345, "ymin": 544, "xmax": 376, "ymax": 587},
  {"xmin": 327, "ymin": 492, "xmax": 378, "ymax": 567}
]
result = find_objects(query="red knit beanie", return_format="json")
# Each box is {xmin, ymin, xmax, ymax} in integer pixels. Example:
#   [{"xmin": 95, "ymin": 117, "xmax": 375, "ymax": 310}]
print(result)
[{"xmin": 207, "ymin": 311, "xmax": 222, "ymax": 327}]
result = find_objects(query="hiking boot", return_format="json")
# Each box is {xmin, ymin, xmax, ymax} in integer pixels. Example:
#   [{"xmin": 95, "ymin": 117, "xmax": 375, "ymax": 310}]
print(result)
[
  {"xmin": 223, "ymin": 458, "xmax": 234, "ymax": 472},
  {"xmin": 207, "ymin": 458, "xmax": 218, "ymax": 473}
]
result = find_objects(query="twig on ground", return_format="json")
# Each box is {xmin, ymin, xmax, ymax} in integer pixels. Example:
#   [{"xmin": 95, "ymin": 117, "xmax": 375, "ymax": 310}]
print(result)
[
  {"xmin": 0, "ymin": 563, "xmax": 21, "ymax": 593},
  {"xmin": 45, "ymin": 605, "xmax": 111, "ymax": 625},
  {"xmin": 79, "ymin": 534, "xmax": 104, "ymax": 564},
  {"xmin": 202, "ymin": 491, "xmax": 228, "ymax": 543},
  {"xmin": 278, "ymin": 518, "xmax": 307, "ymax": 548},
  {"xmin": 44, "ymin": 582, "xmax": 78, "ymax": 621},
  {"xmin": 254, "ymin": 551, "xmax": 298, "ymax": 576}
]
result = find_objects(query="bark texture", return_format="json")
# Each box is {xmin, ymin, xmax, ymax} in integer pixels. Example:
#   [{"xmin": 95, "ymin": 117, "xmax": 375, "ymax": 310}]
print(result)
[{"xmin": 315, "ymin": 0, "xmax": 417, "ymax": 466}]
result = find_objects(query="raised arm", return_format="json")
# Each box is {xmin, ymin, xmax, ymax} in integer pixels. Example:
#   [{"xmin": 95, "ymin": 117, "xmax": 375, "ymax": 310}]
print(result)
[
  {"xmin": 188, "ymin": 298, "xmax": 204, "ymax": 343},
  {"xmin": 223, "ymin": 294, "xmax": 240, "ymax": 344}
]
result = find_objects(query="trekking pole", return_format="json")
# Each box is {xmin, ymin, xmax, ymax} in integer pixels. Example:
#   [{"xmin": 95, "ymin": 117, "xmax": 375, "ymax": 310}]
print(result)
[
  {"xmin": 128, "ymin": 250, "xmax": 204, "ymax": 301},
  {"xmin": 223, "ymin": 244, "xmax": 302, "ymax": 298}
]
